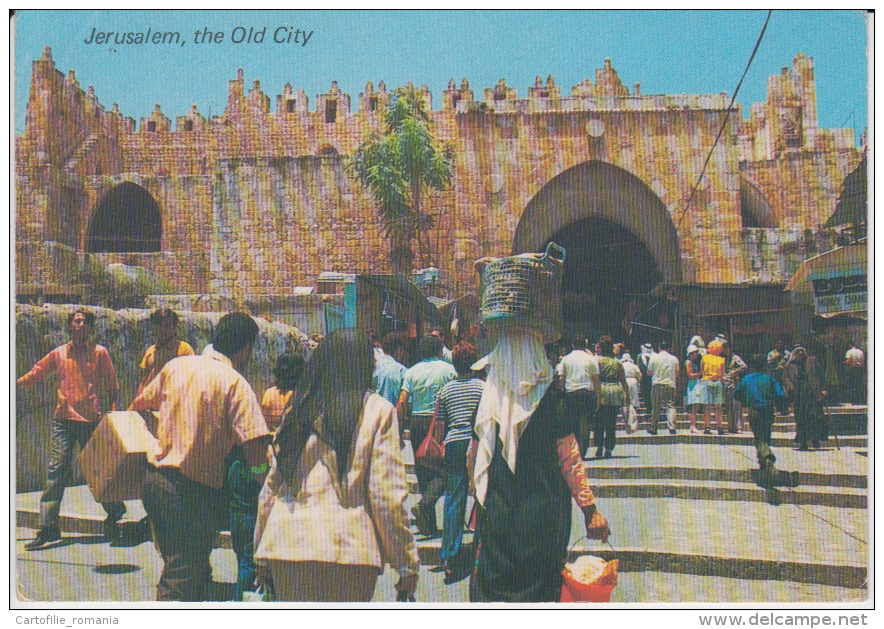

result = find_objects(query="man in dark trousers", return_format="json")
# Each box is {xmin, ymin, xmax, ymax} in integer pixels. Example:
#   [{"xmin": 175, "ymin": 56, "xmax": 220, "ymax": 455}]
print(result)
[
  {"xmin": 18, "ymin": 308, "xmax": 126, "ymax": 549},
  {"xmin": 734, "ymin": 354, "xmax": 796, "ymax": 486},
  {"xmin": 130, "ymin": 312, "xmax": 271, "ymax": 601}
]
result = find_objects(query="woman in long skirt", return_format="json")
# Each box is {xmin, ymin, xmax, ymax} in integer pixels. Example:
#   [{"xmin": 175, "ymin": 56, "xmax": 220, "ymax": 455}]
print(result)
[
  {"xmin": 783, "ymin": 346, "xmax": 829, "ymax": 450},
  {"xmin": 469, "ymin": 328, "xmax": 611, "ymax": 602}
]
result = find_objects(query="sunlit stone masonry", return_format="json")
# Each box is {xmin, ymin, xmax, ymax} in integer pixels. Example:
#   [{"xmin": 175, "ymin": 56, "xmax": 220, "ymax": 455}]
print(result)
[{"xmin": 15, "ymin": 47, "xmax": 861, "ymax": 340}]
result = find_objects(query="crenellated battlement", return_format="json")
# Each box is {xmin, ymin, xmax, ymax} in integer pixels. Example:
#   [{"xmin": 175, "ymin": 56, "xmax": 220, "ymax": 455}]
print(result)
[
  {"xmin": 23, "ymin": 50, "xmax": 857, "ymax": 155},
  {"xmin": 16, "ymin": 48, "xmax": 862, "ymax": 311}
]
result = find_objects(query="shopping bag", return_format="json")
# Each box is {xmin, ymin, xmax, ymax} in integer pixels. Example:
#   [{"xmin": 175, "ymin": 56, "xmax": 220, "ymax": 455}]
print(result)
[
  {"xmin": 625, "ymin": 405, "xmax": 639, "ymax": 434},
  {"xmin": 242, "ymin": 585, "xmax": 273, "ymax": 602},
  {"xmin": 415, "ymin": 397, "xmax": 445, "ymax": 472}
]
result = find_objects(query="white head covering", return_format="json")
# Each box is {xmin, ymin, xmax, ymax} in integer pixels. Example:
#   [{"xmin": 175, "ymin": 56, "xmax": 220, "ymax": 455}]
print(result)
[
  {"xmin": 473, "ymin": 328, "xmax": 553, "ymax": 506},
  {"xmin": 688, "ymin": 335, "xmax": 707, "ymax": 356},
  {"xmin": 688, "ymin": 335, "xmax": 706, "ymax": 349}
]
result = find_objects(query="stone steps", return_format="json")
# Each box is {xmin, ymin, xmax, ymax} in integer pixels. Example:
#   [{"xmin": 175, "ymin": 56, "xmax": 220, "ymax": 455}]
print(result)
[
  {"xmin": 16, "ymin": 436, "xmax": 868, "ymax": 595},
  {"xmin": 615, "ymin": 432, "xmax": 867, "ymax": 448}
]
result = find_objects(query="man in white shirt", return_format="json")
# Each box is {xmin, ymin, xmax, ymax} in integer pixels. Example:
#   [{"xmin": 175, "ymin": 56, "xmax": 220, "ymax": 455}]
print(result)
[
  {"xmin": 556, "ymin": 338, "xmax": 600, "ymax": 457},
  {"xmin": 637, "ymin": 343, "xmax": 655, "ymax": 411},
  {"xmin": 646, "ymin": 340, "xmax": 680, "ymax": 435},
  {"xmin": 431, "ymin": 328, "xmax": 454, "ymax": 364}
]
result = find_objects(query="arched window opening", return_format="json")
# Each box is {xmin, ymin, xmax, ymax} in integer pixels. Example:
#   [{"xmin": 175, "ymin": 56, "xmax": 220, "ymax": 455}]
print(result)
[
  {"xmin": 317, "ymin": 144, "xmax": 339, "ymax": 158},
  {"xmin": 87, "ymin": 183, "xmax": 162, "ymax": 253},
  {"xmin": 740, "ymin": 178, "xmax": 778, "ymax": 228}
]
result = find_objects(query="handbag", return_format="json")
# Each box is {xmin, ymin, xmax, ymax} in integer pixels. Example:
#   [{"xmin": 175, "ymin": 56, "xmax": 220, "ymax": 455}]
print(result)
[{"xmin": 415, "ymin": 397, "xmax": 445, "ymax": 472}]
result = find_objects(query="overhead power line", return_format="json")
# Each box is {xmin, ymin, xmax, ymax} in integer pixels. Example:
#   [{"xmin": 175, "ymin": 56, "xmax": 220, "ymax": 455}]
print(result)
[{"xmin": 675, "ymin": 10, "xmax": 773, "ymax": 231}]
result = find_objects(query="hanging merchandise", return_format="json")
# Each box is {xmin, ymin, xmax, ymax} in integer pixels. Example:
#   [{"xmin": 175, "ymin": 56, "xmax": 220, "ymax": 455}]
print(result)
[{"xmin": 382, "ymin": 289, "xmax": 401, "ymax": 330}]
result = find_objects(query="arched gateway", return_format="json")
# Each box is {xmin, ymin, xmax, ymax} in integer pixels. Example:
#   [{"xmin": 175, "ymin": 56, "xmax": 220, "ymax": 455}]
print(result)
[
  {"xmin": 513, "ymin": 161, "xmax": 682, "ymax": 343},
  {"xmin": 86, "ymin": 182, "xmax": 162, "ymax": 253}
]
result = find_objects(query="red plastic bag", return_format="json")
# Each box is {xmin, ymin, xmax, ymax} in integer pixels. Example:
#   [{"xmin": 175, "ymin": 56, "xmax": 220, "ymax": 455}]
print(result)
[{"xmin": 415, "ymin": 398, "xmax": 445, "ymax": 472}]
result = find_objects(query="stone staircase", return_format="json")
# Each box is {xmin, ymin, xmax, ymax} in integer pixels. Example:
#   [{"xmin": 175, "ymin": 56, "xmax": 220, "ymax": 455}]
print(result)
[
  {"xmin": 399, "ymin": 408, "xmax": 869, "ymax": 602},
  {"xmin": 15, "ymin": 406, "xmax": 869, "ymax": 603}
]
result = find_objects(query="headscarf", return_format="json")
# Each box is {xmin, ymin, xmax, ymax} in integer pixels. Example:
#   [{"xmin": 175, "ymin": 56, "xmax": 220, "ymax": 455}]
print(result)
[
  {"xmin": 620, "ymin": 354, "xmax": 635, "ymax": 364},
  {"xmin": 686, "ymin": 344, "xmax": 700, "ymax": 356},
  {"xmin": 473, "ymin": 328, "xmax": 553, "ymax": 506},
  {"xmin": 707, "ymin": 340, "xmax": 724, "ymax": 356},
  {"xmin": 688, "ymin": 334, "xmax": 706, "ymax": 354},
  {"xmin": 785, "ymin": 345, "xmax": 808, "ymax": 368},
  {"xmin": 274, "ymin": 329, "xmax": 375, "ymax": 484}
]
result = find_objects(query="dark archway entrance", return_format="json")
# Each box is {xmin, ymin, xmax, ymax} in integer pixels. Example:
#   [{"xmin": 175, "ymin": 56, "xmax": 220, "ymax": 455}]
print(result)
[
  {"xmin": 549, "ymin": 217, "xmax": 664, "ymax": 342},
  {"xmin": 514, "ymin": 161, "xmax": 681, "ymax": 346},
  {"xmin": 86, "ymin": 183, "xmax": 162, "ymax": 253}
]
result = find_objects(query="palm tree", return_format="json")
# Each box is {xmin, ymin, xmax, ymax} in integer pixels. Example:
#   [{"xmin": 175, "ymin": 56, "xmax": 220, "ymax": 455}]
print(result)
[{"xmin": 350, "ymin": 86, "xmax": 453, "ymax": 276}]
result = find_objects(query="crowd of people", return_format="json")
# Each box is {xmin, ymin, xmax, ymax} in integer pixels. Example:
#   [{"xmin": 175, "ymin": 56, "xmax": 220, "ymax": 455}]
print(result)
[
  {"xmin": 545, "ymin": 332, "xmax": 861, "ymax": 467},
  {"xmin": 16, "ymin": 305, "xmax": 865, "ymax": 603}
]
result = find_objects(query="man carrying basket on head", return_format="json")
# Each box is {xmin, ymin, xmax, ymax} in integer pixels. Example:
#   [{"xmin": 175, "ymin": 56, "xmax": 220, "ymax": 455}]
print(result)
[{"xmin": 468, "ymin": 245, "xmax": 611, "ymax": 602}]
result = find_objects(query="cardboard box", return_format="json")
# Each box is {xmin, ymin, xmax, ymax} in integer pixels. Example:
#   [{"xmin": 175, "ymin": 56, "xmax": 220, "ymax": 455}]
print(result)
[{"xmin": 79, "ymin": 411, "xmax": 160, "ymax": 503}]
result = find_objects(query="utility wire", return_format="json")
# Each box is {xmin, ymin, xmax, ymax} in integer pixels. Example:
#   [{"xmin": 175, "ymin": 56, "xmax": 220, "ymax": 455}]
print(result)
[
  {"xmin": 840, "ymin": 102, "xmax": 859, "ymax": 128},
  {"xmin": 675, "ymin": 10, "xmax": 772, "ymax": 230}
]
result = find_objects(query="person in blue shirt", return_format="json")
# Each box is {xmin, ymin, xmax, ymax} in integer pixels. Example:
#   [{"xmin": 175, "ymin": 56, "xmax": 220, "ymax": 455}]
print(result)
[
  {"xmin": 398, "ymin": 334, "xmax": 457, "ymax": 535},
  {"xmin": 734, "ymin": 354, "xmax": 787, "ymax": 481},
  {"xmin": 373, "ymin": 333, "xmax": 409, "ymax": 406}
]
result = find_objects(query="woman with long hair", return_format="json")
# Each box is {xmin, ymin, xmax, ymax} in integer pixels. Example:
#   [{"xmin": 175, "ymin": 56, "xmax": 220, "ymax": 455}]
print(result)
[{"xmin": 253, "ymin": 330, "xmax": 419, "ymax": 602}]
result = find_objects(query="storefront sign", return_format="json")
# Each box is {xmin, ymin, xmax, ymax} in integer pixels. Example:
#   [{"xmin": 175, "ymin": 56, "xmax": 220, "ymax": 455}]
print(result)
[{"xmin": 810, "ymin": 270, "xmax": 866, "ymax": 315}]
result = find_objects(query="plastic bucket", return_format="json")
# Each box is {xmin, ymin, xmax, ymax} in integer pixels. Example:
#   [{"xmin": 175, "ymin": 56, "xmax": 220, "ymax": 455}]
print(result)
[{"xmin": 560, "ymin": 571, "xmax": 615, "ymax": 602}]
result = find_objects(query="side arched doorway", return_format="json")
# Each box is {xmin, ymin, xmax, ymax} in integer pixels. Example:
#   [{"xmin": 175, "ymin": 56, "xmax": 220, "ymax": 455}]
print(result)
[
  {"xmin": 513, "ymin": 161, "xmax": 682, "ymax": 345},
  {"xmin": 86, "ymin": 182, "xmax": 162, "ymax": 253}
]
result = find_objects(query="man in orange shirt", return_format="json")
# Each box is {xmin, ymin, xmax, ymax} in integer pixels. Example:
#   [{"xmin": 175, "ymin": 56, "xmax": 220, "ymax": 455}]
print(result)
[
  {"xmin": 135, "ymin": 308, "xmax": 194, "ymax": 398},
  {"xmin": 17, "ymin": 308, "xmax": 126, "ymax": 550}
]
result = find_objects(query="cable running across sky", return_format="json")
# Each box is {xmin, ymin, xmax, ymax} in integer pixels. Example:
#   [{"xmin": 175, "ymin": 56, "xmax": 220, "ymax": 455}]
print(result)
[{"xmin": 675, "ymin": 10, "xmax": 773, "ymax": 231}]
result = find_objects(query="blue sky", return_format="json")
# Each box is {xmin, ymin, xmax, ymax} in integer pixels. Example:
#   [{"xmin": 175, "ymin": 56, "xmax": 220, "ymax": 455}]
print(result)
[{"xmin": 14, "ymin": 10, "xmax": 869, "ymax": 139}]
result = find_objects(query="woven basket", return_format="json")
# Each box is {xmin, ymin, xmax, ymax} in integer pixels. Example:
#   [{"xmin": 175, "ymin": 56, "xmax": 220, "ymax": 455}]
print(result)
[{"xmin": 480, "ymin": 242, "xmax": 565, "ymax": 344}]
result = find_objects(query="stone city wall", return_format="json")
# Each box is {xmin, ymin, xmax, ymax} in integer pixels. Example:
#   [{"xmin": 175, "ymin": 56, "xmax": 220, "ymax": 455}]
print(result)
[{"xmin": 16, "ymin": 48, "xmax": 861, "ymax": 305}]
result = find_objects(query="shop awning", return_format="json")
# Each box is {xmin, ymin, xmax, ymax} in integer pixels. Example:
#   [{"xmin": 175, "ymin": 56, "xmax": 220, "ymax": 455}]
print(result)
[
  {"xmin": 356, "ymin": 274, "xmax": 448, "ymax": 328},
  {"xmin": 785, "ymin": 242, "xmax": 867, "ymax": 315},
  {"xmin": 825, "ymin": 153, "xmax": 867, "ymax": 228}
]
